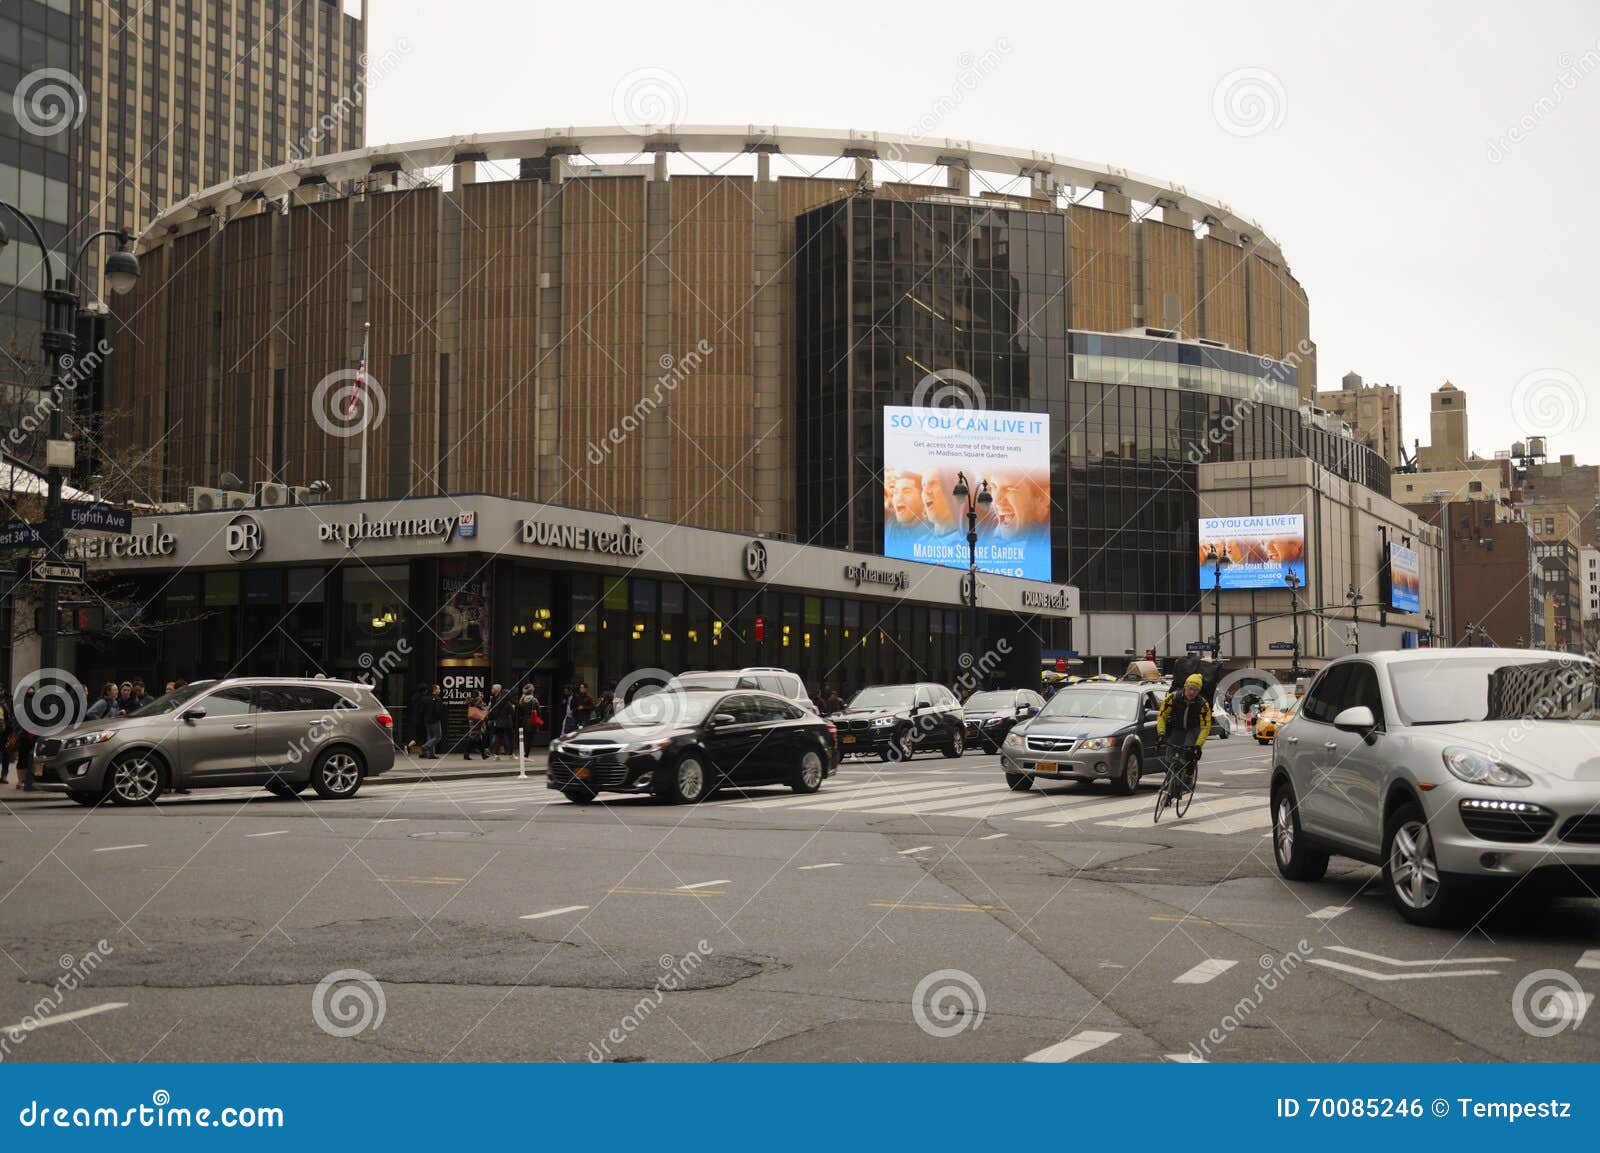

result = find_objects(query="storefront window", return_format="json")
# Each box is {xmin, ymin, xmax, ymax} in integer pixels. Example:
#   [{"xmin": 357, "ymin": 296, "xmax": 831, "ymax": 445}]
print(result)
[{"xmin": 341, "ymin": 563, "xmax": 410, "ymax": 670}]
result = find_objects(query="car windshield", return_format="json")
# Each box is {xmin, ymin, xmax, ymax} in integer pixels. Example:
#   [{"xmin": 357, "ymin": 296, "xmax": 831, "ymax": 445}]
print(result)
[
  {"xmin": 606, "ymin": 690, "xmax": 719, "ymax": 729},
  {"xmin": 1389, "ymin": 656, "xmax": 1600, "ymax": 726},
  {"xmin": 1038, "ymin": 688, "xmax": 1138, "ymax": 722},
  {"xmin": 129, "ymin": 682, "xmax": 216, "ymax": 717},
  {"xmin": 964, "ymin": 691, "xmax": 1015, "ymax": 711},
  {"xmin": 850, "ymin": 686, "xmax": 915, "ymax": 710}
]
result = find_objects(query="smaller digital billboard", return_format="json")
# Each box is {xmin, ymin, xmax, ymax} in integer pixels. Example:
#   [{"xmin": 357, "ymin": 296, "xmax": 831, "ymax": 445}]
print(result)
[
  {"xmin": 1198, "ymin": 515, "xmax": 1306, "ymax": 590},
  {"xmin": 1388, "ymin": 541, "xmax": 1421, "ymax": 614}
]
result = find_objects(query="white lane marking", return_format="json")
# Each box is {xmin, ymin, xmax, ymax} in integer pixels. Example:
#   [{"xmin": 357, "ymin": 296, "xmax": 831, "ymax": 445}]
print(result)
[
  {"xmin": 1324, "ymin": 945, "xmax": 1514, "ymax": 966},
  {"xmin": 675, "ymin": 879, "xmax": 730, "ymax": 891},
  {"xmin": 798, "ymin": 862, "xmax": 843, "ymax": 871},
  {"xmin": 897, "ymin": 845, "xmax": 933, "ymax": 855},
  {"xmin": 372, "ymin": 818, "xmax": 407, "ymax": 824},
  {"xmin": 721, "ymin": 780, "xmax": 914, "ymax": 810},
  {"xmin": 480, "ymin": 807, "xmax": 517, "ymax": 813},
  {"xmin": 1095, "ymin": 794, "xmax": 1261, "ymax": 829},
  {"xmin": 1578, "ymin": 949, "xmax": 1600, "ymax": 971},
  {"xmin": 891, "ymin": 788, "xmax": 1071, "ymax": 818},
  {"xmin": 1, "ymin": 1002, "xmax": 128, "ymax": 1035},
  {"xmin": 1307, "ymin": 905, "xmax": 1350, "ymax": 921},
  {"xmin": 1170, "ymin": 807, "xmax": 1274, "ymax": 836},
  {"xmin": 1221, "ymin": 767, "xmax": 1265, "ymax": 776},
  {"xmin": 1308, "ymin": 959, "xmax": 1500, "ymax": 981},
  {"xmin": 1023, "ymin": 1030, "xmax": 1120, "ymax": 1062},
  {"xmin": 93, "ymin": 844, "xmax": 148, "ymax": 853},
  {"xmin": 1010, "ymin": 793, "xmax": 1168, "ymax": 825},
  {"xmin": 519, "ymin": 905, "xmax": 588, "ymax": 920},
  {"xmin": 1166, "ymin": 1052, "xmax": 1206, "ymax": 1063},
  {"xmin": 245, "ymin": 830, "xmax": 289, "ymax": 838},
  {"xmin": 979, "ymin": 832, "xmax": 1008, "ymax": 840},
  {"xmin": 1173, "ymin": 958, "xmax": 1238, "ymax": 985}
]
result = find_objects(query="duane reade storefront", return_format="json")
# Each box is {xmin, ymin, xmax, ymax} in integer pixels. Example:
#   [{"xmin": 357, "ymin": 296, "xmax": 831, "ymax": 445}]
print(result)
[{"xmin": 74, "ymin": 495, "xmax": 1080, "ymax": 736}]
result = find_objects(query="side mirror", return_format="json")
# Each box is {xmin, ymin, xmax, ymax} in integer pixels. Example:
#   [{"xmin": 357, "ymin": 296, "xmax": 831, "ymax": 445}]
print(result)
[
  {"xmin": 181, "ymin": 707, "xmax": 207, "ymax": 722},
  {"xmin": 712, "ymin": 713, "xmax": 737, "ymax": 726},
  {"xmin": 1333, "ymin": 705, "xmax": 1377, "ymax": 739},
  {"xmin": 1145, "ymin": 709, "xmax": 1160, "ymax": 722},
  {"xmin": 1019, "ymin": 705, "xmax": 1036, "ymax": 717}
]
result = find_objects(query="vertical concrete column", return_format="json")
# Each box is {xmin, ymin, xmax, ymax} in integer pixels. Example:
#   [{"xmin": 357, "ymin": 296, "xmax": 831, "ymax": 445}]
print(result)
[
  {"xmin": 536, "ymin": 170, "xmax": 565, "ymax": 494},
  {"xmin": 945, "ymin": 162, "xmax": 970, "ymax": 195},
  {"xmin": 642, "ymin": 165, "xmax": 674, "ymax": 520},
  {"xmin": 345, "ymin": 195, "xmax": 370, "ymax": 498},
  {"xmin": 436, "ymin": 183, "xmax": 464, "ymax": 494},
  {"xmin": 752, "ymin": 167, "xmax": 782, "ymax": 535},
  {"xmin": 269, "ymin": 204, "xmax": 291, "ymax": 484}
]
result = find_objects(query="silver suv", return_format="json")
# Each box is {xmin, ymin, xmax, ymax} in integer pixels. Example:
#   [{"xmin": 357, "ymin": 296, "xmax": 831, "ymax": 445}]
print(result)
[
  {"xmin": 1270, "ymin": 650, "xmax": 1600, "ymax": 926},
  {"xmin": 666, "ymin": 668, "xmax": 816, "ymax": 713},
  {"xmin": 40, "ymin": 677, "xmax": 397, "ymax": 806}
]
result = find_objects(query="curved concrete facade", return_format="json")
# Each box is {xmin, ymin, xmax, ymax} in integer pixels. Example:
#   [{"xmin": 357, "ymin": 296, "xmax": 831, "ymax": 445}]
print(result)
[{"xmin": 106, "ymin": 126, "xmax": 1315, "ymax": 537}]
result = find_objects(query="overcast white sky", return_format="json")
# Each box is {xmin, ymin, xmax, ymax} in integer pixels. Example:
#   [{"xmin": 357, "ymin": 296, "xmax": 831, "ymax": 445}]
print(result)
[{"xmin": 363, "ymin": 0, "xmax": 1599, "ymax": 464}]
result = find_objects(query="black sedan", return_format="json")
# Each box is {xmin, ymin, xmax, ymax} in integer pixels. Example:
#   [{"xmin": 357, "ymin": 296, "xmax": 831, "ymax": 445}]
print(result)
[
  {"xmin": 961, "ymin": 688, "xmax": 1046, "ymax": 752},
  {"xmin": 547, "ymin": 688, "xmax": 837, "ymax": 804}
]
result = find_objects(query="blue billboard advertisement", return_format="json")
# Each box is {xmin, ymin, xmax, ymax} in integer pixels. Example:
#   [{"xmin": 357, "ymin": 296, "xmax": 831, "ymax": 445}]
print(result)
[
  {"xmin": 1389, "ymin": 541, "xmax": 1421, "ymax": 613},
  {"xmin": 1197, "ymin": 514, "xmax": 1307, "ymax": 590},
  {"xmin": 882, "ymin": 406, "xmax": 1052, "ymax": 580}
]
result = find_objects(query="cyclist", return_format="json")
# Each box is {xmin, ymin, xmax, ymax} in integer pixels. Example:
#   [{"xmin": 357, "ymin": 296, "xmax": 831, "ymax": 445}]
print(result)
[{"xmin": 1156, "ymin": 673, "xmax": 1213, "ymax": 795}]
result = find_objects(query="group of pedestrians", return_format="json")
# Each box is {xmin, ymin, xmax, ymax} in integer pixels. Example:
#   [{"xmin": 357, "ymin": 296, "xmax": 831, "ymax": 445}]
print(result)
[{"xmin": 2, "ymin": 675, "xmax": 174, "ymax": 792}]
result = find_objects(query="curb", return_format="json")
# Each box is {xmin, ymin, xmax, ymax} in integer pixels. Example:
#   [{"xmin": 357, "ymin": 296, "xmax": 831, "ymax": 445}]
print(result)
[{"xmin": 377, "ymin": 765, "xmax": 546, "ymax": 787}]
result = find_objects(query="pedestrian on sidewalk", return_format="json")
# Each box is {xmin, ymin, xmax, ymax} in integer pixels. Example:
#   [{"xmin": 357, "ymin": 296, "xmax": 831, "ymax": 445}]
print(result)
[
  {"xmin": 419, "ymin": 684, "xmax": 445, "ymax": 759},
  {"xmin": 405, "ymin": 682, "xmax": 430, "ymax": 753},
  {"xmin": 489, "ymin": 683, "xmax": 515, "ymax": 755},
  {"xmin": 570, "ymin": 681, "xmax": 594, "ymax": 731},
  {"xmin": 465, "ymin": 691, "xmax": 492, "ymax": 759},
  {"xmin": 86, "ymin": 682, "xmax": 121, "ymax": 721},
  {"xmin": 14, "ymin": 687, "xmax": 37, "ymax": 790},
  {"xmin": 514, "ymin": 685, "xmax": 542, "ymax": 758},
  {"xmin": 0, "ymin": 687, "xmax": 13, "ymax": 784},
  {"xmin": 593, "ymin": 686, "xmax": 616, "ymax": 723},
  {"xmin": 128, "ymin": 679, "xmax": 149, "ymax": 712}
]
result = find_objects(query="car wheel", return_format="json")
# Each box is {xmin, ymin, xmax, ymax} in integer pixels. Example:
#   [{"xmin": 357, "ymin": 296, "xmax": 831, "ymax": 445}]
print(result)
[
  {"xmin": 792, "ymin": 748, "xmax": 824, "ymax": 794},
  {"xmin": 107, "ymin": 751, "xmax": 164, "ymax": 806},
  {"xmin": 668, "ymin": 753, "xmax": 709, "ymax": 804},
  {"xmin": 265, "ymin": 779, "xmax": 308, "ymax": 799},
  {"xmin": 1383, "ymin": 801, "xmax": 1469, "ymax": 927},
  {"xmin": 942, "ymin": 730, "xmax": 964, "ymax": 758},
  {"xmin": 1005, "ymin": 772, "xmax": 1033, "ymax": 792},
  {"xmin": 311, "ymin": 747, "xmax": 364, "ymax": 799},
  {"xmin": 893, "ymin": 728, "xmax": 917, "ymax": 761},
  {"xmin": 1111, "ymin": 749, "xmax": 1142, "ymax": 796},
  {"xmin": 878, "ymin": 746, "xmax": 893, "ymax": 762},
  {"xmin": 1270, "ymin": 780, "xmax": 1329, "ymax": 882}
]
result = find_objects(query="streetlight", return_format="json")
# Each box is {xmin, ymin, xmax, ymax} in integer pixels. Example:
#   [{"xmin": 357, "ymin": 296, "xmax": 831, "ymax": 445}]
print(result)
[
  {"xmin": 1206, "ymin": 544, "xmax": 1232, "ymax": 660},
  {"xmin": 951, "ymin": 471, "xmax": 992, "ymax": 686},
  {"xmin": 1284, "ymin": 569, "xmax": 1301, "ymax": 674},
  {"xmin": 0, "ymin": 206, "xmax": 140, "ymax": 681},
  {"xmin": 1423, "ymin": 608, "xmax": 1435, "ymax": 649},
  {"xmin": 1346, "ymin": 584, "xmax": 1363, "ymax": 653}
]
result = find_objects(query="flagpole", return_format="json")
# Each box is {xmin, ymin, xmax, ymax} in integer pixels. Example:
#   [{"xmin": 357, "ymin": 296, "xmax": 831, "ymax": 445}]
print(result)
[{"xmin": 358, "ymin": 321, "xmax": 370, "ymax": 501}]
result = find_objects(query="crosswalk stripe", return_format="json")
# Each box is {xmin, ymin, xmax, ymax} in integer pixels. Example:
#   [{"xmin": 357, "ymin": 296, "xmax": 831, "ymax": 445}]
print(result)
[
  {"xmin": 1171, "ymin": 806, "xmax": 1274, "ymax": 835},
  {"xmin": 921, "ymin": 790, "xmax": 1104, "ymax": 820},
  {"xmin": 1578, "ymin": 949, "xmax": 1600, "ymax": 971},
  {"xmin": 1023, "ymin": 1030, "xmax": 1120, "ymax": 1062},
  {"xmin": 1094, "ymin": 794, "xmax": 1261, "ymax": 829},
  {"xmin": 885, "ymin": 788, "xmax": 1073, "ymax": 818},
  {"xmin": 1173, "ymin": 958, "xmax": 1237, "ymax": 984},
  {"xmin": 791, "ymin": 784, "xmax": 991, "ymax": 813},
  {"xmin": 721, "ymin": 779, "xmax": 935, "ymax": 810},
  {"xmin": 1010, "ymin": 792, "xmax": 1164, "ymax": 825}
]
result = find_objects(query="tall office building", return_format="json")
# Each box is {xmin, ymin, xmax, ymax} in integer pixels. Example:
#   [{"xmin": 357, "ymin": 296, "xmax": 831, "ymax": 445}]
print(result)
[
  {"xmin": 2, "ymin": 0, "xmax": 367, "ymax": 387},
  {"xmin": 1316, "ymin": 370, "xmax": 1404, "ymax": 466}
]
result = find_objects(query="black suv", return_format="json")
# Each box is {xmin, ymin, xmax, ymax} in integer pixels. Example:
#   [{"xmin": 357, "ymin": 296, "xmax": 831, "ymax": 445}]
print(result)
[
  {"xmin": 833, "ymin": 683, "xmax": 965, "ymax": 761},
  {"xmin": 960, "ymin": 688, "xmax": 1046, "ymax": 753}
]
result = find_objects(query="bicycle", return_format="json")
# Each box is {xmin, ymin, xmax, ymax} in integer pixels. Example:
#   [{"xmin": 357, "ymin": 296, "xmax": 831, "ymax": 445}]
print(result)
[{"xmin": 1153, "ymin": 743, "xmax": 1201, "ymax": 823}]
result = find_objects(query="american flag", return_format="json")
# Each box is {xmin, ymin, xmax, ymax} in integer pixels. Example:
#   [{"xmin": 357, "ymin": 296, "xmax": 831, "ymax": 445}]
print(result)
[{"xmin": 345, "ymin": 328, "xmax": 369, "ymax": 420}]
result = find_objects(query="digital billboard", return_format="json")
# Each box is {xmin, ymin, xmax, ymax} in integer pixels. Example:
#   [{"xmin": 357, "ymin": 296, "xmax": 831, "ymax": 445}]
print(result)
[
  {"xmin": 882, "ymin": 406, "xmax": 1051, "ymax": 580},
  {"xmin": 1197, "ymin": 514, "xmax": 1306, "ymax": 590},
  {"xmin": 1388, "ymin": 541, "xmax": 1421, "ymax": 613}
]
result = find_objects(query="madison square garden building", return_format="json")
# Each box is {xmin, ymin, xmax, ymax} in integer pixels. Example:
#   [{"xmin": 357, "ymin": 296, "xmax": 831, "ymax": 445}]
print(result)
[{"xmin": 72, "ymin": 126, "xmax": 1444, "ymax": 712}]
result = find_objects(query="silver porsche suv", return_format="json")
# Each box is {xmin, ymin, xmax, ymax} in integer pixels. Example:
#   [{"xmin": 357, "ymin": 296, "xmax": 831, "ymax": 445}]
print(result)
[
  {"xmin": 1269, "ymin": 650, "xmax": 1600, "ymax": 926},
  {"xmin": 40, "ymin": 677, "xmax": 397, "ymax": 807}
]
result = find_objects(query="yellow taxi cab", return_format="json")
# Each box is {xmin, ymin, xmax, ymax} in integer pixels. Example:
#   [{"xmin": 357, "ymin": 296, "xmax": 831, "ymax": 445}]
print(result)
[{"xmin": 1253, "ymin": 698, "xmax": 1300, "ymax": 744}]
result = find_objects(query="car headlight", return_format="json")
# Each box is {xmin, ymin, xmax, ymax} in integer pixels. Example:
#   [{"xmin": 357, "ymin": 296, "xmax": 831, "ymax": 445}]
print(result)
[
  {"xmin": 871, "ymin": 716, "xmax": 896, "ymax": 728},
  {"xmin": 982, "ymin": 716, "xmax": 1005, "ymax": 726},
  {"xmin": 1077, "ymin": 736, "xmax": 1118, "ymax": 752},
  {"xmin": 629, "ymin": 737, "xmax": 671, "ymax": 753},
  {"xmin": 548, "ymin": 739, "xmax": 563, "ymax": 755},
  {"xmin": 59, "ymin": 730, "xmax": 116, "ymax": 752},
  {"xmin": 1002, "ymin": 731, "xmax": 1026, "ymax": 752},
  {"xmin": 1442, "ymin": 746, "xmax": 1531, "ymax": 788}
]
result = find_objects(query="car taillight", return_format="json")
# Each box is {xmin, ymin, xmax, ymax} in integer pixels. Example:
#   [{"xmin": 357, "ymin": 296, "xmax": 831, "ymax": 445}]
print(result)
[
  {"xmin": 826, "ymin": 722, "xmax": 837, "ymax": 735},
  {"xmin": 375, "ymin": 713, "xmax": 393, "ymax": 727}
]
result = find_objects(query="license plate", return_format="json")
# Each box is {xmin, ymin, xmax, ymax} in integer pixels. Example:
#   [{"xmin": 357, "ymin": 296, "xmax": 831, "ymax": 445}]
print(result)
[
  {"xmin": 841, "ymin": 735, "xmax": 855, "ymax": 744},
  {"xmin": 1034, "ymin": 762, "xmax": 1058, "ymax": 774}
]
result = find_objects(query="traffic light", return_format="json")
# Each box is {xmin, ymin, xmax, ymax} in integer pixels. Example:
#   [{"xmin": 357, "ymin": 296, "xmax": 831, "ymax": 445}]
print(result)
[{"xmin": 35, "ymin": 603, "xmax": 105, "ymax": 635}]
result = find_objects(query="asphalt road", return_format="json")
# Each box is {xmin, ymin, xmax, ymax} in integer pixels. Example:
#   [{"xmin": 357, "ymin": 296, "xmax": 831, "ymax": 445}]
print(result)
[{"xmin": 3, "ymin": 736, "xmax": 1597, "ymax": 1063}]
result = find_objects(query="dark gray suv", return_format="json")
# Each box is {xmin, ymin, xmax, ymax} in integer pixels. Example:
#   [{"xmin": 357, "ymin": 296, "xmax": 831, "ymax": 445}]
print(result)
[{"xmin": 40, "ymin": 677, "xmax": 396, "ymax": 806}]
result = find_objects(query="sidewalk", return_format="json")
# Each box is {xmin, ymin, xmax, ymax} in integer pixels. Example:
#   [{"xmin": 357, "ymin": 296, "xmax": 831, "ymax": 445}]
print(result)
[{"xmin": 0, "ymin": 749, "xmax": 545, "ymax": 802}]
